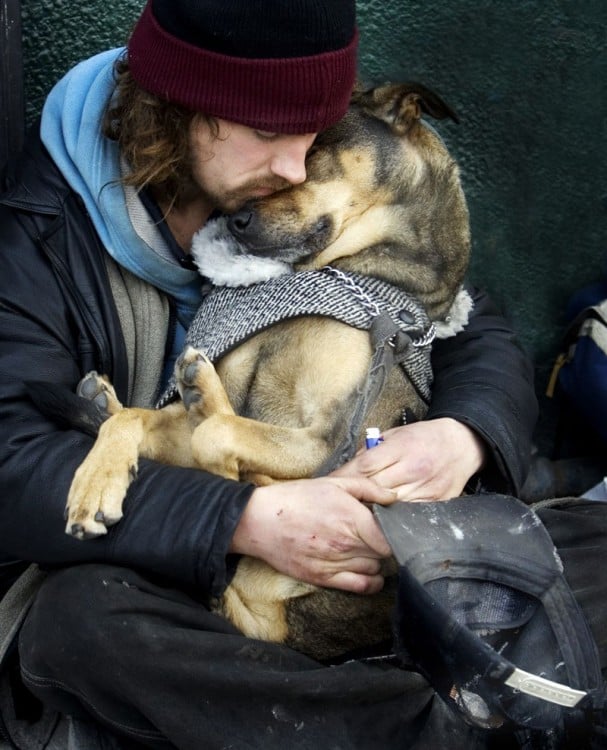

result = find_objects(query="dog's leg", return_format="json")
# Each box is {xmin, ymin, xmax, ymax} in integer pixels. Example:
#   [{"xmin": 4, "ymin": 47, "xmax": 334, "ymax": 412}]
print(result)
[
  {"xmin": 176, "ymin": 346, "xmax": 236, "ymax": 424},
  {"xmin": 216, "ymin": 557, "xmax": 397, "ymax": 660},
  {"xmin": 175, "ymin": 347, "xmax": 335, "ymax": 481},
  {"xmin": 67, "ymin": 410, "xmax": 148, "ymax": 538},
  {"xmin": 176, "ymin": 347, "xmax": 250, "ymax": 481},
  {"xmin": 66, "ymin": 392, "xmax": 193, "ymax": 540},
  {"xmin": 214, "ymin": 557, "xmax": 316, "ymax": 643},
  {"xmin": 190, "ymin": 415, "xmax": 330, "ymax": 482}
]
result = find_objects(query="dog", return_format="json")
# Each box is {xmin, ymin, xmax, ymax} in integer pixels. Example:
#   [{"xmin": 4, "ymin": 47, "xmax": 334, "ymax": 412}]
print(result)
[{"xmin": 36, "ymin": 83, "xmax": 472, "ymax": 661}]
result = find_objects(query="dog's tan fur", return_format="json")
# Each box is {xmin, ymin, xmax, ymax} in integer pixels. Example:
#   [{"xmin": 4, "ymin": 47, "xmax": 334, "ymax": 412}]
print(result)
[{"xmin": 62, "ymin": 83, "xmax": 471, "ymax": 661}]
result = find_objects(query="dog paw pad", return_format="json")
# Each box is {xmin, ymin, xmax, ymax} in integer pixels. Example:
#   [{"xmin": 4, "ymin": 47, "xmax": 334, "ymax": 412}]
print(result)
[
  {"xmin": 182, "ymin": 388, "xmax": 202, "ymax": 410},
  {"xmin": 77, "ymin": 372, "xmax": 108, "ymax": 399},
  {"xmin": 182, "ymin": 362, "xmax": 201, "ymax": 386},
  {"xmin": 70, "ymin": 523, "xmax": 87, "ymax": 539},
  {"xmin": 77, "ymin": 372, "xmax": 102, "ymax": 399},
  {"xmin": 68, "ymin": 520, "xmax": 108, "ymax": 540},
  {"xmin": 92, "ymin": 391, "xmax": 109, "ymax": 411}
]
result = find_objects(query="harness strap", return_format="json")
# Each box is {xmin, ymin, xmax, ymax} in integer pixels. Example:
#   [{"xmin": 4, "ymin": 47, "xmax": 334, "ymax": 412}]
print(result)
[{"xmin": 314, "ymin": 311, "xmax": 418, "ymax": 474}]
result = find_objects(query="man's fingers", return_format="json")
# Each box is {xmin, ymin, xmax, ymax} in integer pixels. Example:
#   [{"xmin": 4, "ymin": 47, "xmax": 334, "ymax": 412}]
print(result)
[
  {"xmin": 328, "ymin": 475, "xmax": 397, "ymax": 504},
  {"xmin": 330, "ymin": 446, "xmax": 402, "ymax": 485},
  {"xmin": 341, "ymin": 556, "xmax": 383, "ymax": 576},
  {"xmin": 326, "ymin": 571, "xmax": 386, "ymax": 595}
]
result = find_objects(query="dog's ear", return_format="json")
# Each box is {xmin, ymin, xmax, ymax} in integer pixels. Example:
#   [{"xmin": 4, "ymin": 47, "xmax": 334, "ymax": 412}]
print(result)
[{"xmin": 354, "ymin": 82, "xmax": 459, "ymax": 135}]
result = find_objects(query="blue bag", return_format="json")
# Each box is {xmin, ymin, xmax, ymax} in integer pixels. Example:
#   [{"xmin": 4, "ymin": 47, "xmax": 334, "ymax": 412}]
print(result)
[{"xmin": 549, "ymin": 281, "xmax": 607, "ymax": 445}]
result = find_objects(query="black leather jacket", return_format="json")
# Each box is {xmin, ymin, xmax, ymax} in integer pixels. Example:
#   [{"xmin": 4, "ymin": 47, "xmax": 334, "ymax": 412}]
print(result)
[{"xmin": 0, "ymin": 128, "xmax": 538, "ymax": 599}]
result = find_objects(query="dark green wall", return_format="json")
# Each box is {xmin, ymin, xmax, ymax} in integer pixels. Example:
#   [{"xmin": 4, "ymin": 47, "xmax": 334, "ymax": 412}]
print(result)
[
  {"xmin": 20, "ymin": 0, "xmax": 607, "ymax": 441},
  {"xmin": 360, "ymin": 1, "xmax": 607, "ymax": 375}
]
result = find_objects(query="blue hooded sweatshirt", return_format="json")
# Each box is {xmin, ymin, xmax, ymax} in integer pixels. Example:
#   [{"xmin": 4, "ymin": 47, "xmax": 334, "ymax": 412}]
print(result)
[{"xmin": 40, "ymin": 48, "xmax": 204, "ymax": 381}]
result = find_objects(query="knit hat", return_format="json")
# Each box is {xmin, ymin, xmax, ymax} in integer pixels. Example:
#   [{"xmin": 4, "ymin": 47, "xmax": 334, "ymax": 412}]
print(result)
[{"xmin": 127, "ymin": 0, "xmax": 358, "ymax": 134}]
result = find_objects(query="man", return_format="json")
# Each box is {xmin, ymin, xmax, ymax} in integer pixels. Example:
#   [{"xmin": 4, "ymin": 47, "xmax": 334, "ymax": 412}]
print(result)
[{"xmin": 0, "ymin": 1, "xmax": 576, "ymax": 748}]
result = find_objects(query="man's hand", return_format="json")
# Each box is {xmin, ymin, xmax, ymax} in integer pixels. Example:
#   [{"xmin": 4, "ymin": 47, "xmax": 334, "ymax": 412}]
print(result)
[
  {"xmin": 230, "ymin": 477, "xmax": 396, "ymax": 594},
  {"xmin": 331, "ymin": 418, "xmax": 485, "ymax": 501}
]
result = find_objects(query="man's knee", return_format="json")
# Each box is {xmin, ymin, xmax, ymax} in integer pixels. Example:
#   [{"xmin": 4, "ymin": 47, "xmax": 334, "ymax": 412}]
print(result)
[{"xmin": 19, "ymin": 564, "xmax": 142, "ymax": 677}]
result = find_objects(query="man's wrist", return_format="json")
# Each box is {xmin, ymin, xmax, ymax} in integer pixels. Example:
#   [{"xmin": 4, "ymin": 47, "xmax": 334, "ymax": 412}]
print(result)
[
  {"xmin": 229, "ymin": 486, "xmax": 269, "ymax": 556},
  {"xmin": 441, "ymin": 417, "xmax": 486, "ymax": 474}
]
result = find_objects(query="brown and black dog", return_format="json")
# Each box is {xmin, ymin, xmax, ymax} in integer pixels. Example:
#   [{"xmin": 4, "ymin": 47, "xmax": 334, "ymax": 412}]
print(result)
[{"xmin": 47, "ymin": 83, "xmax": 471, "ymax": 660}]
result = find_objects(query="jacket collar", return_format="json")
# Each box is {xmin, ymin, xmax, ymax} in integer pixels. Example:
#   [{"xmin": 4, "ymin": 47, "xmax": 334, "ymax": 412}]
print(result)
[{"xmin": 0, "ymin": 125, "xmax": 68, "ymax": 215}]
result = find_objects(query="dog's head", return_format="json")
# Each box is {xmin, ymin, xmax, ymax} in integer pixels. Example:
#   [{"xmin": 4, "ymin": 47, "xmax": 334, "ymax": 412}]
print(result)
[{"xmin": 194, "ymin": 83, "xmax": 471, "ymax": 320}]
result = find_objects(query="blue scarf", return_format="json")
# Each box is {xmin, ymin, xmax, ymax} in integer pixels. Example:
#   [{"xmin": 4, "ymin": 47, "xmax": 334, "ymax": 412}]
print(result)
[{"xmin": 40, "ymin": 48, "xmax": 203, "ymax": 333}]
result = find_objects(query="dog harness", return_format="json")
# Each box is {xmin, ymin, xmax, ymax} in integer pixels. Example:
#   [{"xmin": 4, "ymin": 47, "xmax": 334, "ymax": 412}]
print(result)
[{"xmin": 157, "ymin": 267, "xmax": 436, "ymax": 470}]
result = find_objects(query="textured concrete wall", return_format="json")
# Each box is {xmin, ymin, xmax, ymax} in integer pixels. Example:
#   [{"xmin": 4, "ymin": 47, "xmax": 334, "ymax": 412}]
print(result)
[{"xmin": 20, "ymin": 1, "xmax": 607, "ymax": 403}]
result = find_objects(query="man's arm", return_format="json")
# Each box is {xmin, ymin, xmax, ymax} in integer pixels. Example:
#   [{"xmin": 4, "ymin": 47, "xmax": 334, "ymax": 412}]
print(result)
[{"xmin": 428, "ymin": 285, "xmax": 537, "ymax": 495}]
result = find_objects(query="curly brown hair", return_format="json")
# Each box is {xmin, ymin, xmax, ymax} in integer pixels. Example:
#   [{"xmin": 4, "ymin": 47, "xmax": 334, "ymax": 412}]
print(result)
[{"xmin": 103, "ymin": 55, "xmax": 218, "ymax": 210}]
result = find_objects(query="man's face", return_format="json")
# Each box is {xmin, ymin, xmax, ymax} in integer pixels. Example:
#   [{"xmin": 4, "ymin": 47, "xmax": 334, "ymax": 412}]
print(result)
[{"xmin": 188, "ymin": 117, "xmax": 317, "ymax": 214}]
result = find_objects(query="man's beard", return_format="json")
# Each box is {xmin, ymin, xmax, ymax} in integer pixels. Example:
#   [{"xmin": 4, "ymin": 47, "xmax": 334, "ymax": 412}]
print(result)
[{"xmin": 203, "ymin": 178, "xmax": 292, "ymax": 215}]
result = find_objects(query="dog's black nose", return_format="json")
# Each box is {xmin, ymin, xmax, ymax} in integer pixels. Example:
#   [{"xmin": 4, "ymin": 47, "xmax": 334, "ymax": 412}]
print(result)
[{"xmin": 228, "ymin": 210, "xmax": 253, "ymax": 238}]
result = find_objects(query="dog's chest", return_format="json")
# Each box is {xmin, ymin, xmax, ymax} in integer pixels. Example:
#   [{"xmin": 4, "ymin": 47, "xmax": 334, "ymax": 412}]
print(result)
[
  {"xmin": 157, "ymin": 268, "xmax": 435, "ymax": 411},
  {"xmin": 217, "ymin": 319, "xmax": 372, "ymax": 428}
]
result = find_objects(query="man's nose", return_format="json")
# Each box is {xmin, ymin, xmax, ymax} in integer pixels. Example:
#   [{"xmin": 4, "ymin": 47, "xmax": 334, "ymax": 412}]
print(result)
[{"xmin": 270, "ymin": 134, "xmax": 316, "ymax": 185}]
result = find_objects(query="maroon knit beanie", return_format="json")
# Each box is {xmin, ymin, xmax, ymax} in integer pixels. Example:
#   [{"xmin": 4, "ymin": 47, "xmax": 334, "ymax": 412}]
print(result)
[{"xmin": 127, "ymin": 0, "xmax": 358, "ymax": 134}]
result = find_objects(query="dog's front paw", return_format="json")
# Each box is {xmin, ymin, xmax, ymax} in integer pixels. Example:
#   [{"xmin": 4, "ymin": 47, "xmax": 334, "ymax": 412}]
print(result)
[
  {"xmin": 65, "ymin": 458, "xmax": 135, "ymax": 540},
  {"xmin": 65, "ymin": 414, "xmax": 139, "ymax": 539},
  {"xmin": 77, "ymin": 371, "xmax": 123, "ymax": 416},
  {"xmin": 175, "ymin": 347, "xmax": 211, "ymax": 410},
  {"xmin": 175, "ymin": 346, "xmax": 233, "ymax": 419}
]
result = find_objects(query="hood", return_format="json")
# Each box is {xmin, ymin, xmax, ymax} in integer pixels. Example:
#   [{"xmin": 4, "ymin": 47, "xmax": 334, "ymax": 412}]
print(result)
[{"xmin": 40, "ymin": 48, "xmax": 202, "ymax": 326}]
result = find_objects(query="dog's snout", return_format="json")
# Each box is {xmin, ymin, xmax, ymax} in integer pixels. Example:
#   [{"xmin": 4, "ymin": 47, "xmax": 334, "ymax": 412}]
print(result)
[{"xmin": 228, "ymin": 210, "xmax": 253, "ymax": 238}]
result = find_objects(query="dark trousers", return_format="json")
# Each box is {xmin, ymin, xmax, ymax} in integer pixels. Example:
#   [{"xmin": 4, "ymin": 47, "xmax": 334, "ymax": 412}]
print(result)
[{"xmin": 16, "ymin": 499, "xmax": 607, "ymax": 750}]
